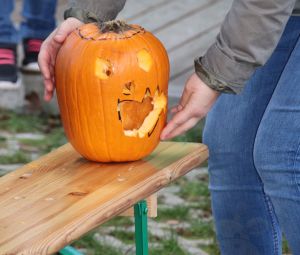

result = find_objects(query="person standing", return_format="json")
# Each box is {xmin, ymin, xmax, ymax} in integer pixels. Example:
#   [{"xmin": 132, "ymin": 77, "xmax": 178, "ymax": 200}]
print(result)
[
  {"xmin": 39, "ymin": 0, "xmax": 300, "ymax": 253},
  {"xmin": 0, "ymin": 0, "xmax": 57, "ymax": 88}
]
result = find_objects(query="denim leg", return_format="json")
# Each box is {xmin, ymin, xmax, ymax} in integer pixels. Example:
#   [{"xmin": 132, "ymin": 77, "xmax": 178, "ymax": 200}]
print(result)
[
  {"xmin": 203, "ymin": 17, "xmax": 300, "ymax": 254},
  {"xmin": 0, "ymin": 0, "xmax": 18, "ymax": 44},
  {"xmin": 20, "ymin": 0, "xmax": 57, "ymax": 40},
  {"xmin": 254, "ymin": 34, "xmax": 300, "ymax": 254}
]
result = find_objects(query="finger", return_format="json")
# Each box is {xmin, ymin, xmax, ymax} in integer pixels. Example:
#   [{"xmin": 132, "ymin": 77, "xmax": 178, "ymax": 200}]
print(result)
[
  {"xmin": 44, "ymin": 87, "xmax": 53, "ymax": 102},
  {"xmin": 161, "ymin": 102, "xmax": 195, "ymax": 140},
  {"xmin": 179, "ymin": 86, "xmax": 191, "ymax": 108},
  {"xmin": 45, "ymin": 78, "xmax": 54, "ymax": 92},
  {"xmin": 38, "ymin": 46, "xmax": 51, "ymax": 79},
  {"xmin": 43, "ymin": 79, "xmax": 54, "ymax": 101},
  {"xmin": 39, "ymin": 52, "xmax": 56, "ymax": 99},
  {"xmin": 44, "ymin": 80, "xmax": 55, "ymax": 101},
  {"xmin": 38, "ymin": 28, "xmax": 58, "ymax": 72},
  {"xmin": 163, "ymin": 117, "xmax": 199, "ymax": 140},
  {"xmin": 170, "ymin": 87, "xmax": 192, "ymax": 114},
  {"xmin": 170, "ymin": 104, "xmax": 183, "ymax": 113},
  {"xmin": 54, "ymin": 24, "xmax": 70, "ymax": 43},
  {"xmin": 48, "ymin": 62, "xmax": 55, "ymax": 79},
  {"xmin": 54, "ymin": 18, "xmax": 82, "ymax": 43},
  {"xmin": 39, "ymin": 40, "xmax": 59, "ymax": 98}
]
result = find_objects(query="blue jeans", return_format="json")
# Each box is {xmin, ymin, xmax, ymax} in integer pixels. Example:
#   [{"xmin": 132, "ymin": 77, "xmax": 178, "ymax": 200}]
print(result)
[
  {"xmin": 0, "ymin": 0, "xmax": 57, "ymax": 44},
  {"xmin": 203, "ymin": 16, "xmax": 300, "ymax": 254}
]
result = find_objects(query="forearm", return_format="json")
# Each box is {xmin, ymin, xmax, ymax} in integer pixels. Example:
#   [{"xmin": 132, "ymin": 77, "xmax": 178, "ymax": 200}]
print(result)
[
  {"xmin": 195, "ymin": 0, "xmax": 296, "ymax": 94},
  {"xmin": 66, "ymin": 0, "xmax": 127, "ymax": 23}
]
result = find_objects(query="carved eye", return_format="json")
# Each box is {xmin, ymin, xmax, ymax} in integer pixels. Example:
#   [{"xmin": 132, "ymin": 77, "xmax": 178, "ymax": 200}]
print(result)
[
  {"xmin": 137, "ymin": 49, "xmax": 153, "ymax": 72},
  {"xmin": 95, "ymin": 58, "xmax": 112, "ymax": 79},
  {"xmin": 122, "ymin": 81, "xmax": 135, "ymax": 95}
]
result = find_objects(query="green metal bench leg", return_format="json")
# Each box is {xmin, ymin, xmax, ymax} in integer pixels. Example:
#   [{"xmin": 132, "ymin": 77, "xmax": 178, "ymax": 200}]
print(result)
[
  {"xmin": 134, "ymin": 200, "xmax": 149, "ymax": 255},
  {"xmin": 59, "ymin": 201, "xmax": 149, "ymax": 255},
  {"xmin": 59, "ymin": 246, "xmax": 83, "ymax": 255}
]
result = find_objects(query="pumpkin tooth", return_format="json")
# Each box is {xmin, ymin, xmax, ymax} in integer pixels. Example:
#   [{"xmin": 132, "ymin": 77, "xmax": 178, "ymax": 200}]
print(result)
[
  {"xmin": 122, "ymin": 81, "xmax": 135, "ymax": 95},
  {"xmin": 122, "ymin": 89, "xmax": 131, "ymax": 95},
  {"xmin": 144, "ymin": 88, "xmax": 151, "ymax": 98},
  {"xmin": 117, "ymin": 99, "xmax": 122, "ymax": 121}
]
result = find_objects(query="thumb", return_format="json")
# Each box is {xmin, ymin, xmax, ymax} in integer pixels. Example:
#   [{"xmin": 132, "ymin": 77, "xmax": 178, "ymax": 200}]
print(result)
[{"xmin": 54, "ymin": 18, "xmax": 83, "ymax": 43}]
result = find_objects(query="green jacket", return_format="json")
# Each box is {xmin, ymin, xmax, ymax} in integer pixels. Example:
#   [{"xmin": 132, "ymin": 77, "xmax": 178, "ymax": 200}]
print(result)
[{"xmin": 67, "ymin": 0, "xmax": 300, "ymax": 94}]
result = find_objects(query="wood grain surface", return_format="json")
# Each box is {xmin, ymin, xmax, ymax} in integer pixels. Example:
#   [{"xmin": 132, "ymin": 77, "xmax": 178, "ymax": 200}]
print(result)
[{"xmin": 0, "ymin": 142, "xmax": 208, "ymax": 254}]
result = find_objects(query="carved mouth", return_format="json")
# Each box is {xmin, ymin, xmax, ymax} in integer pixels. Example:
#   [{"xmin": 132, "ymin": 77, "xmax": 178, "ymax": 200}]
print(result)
[{"xmin": 117, "ymin": 88, "xmax": 167, "ymax": 138}]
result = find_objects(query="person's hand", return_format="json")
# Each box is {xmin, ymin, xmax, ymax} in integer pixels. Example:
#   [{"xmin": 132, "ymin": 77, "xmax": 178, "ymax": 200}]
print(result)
[
  {"xmin": 38, "ymin": 18, "xmax": 83, "ymax": 101},
  {"xmin": 160, "ymin": 73, "xmax": 219, "ymax": 140}
]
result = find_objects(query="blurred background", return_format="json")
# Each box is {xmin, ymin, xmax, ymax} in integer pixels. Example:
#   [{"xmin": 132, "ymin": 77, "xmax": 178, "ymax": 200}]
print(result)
[{"xmin": 2, "ymin": 1, "xmax": 291, "ymax": 255}]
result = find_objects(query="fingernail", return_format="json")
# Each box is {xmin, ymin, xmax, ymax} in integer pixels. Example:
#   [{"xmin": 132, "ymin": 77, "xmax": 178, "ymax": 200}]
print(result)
[{"xmin": 46, "ymin": 85, "xmax": 53, "ymax": 91}]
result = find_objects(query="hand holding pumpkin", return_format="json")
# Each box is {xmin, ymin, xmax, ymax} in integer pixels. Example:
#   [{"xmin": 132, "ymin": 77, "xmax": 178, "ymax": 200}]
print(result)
[
  {"xmin": 38, "ymin": 18, "xmax": 83, "ymax": 101},
  {"xmin": 39, "ymin": 17, "xmax": 216, "ymax": 160},
  {"xmin": 160, "ymin": 73, "xmax": 219, "ymax": 140}
]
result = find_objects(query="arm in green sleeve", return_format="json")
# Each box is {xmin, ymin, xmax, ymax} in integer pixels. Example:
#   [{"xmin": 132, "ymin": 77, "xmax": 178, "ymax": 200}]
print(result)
[
  {"xmin": 195, "ymin": 0, "xmax": 296, "ymax": 94},
  {"xmin": 65, "ymin": 0, "xmax": 126, "ymax": 23}
]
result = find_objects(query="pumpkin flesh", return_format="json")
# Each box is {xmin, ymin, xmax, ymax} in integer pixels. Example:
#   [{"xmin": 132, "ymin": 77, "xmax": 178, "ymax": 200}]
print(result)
[{"xmin": 120, "ymin": 90, "xmax": 167, "ymax": 138}]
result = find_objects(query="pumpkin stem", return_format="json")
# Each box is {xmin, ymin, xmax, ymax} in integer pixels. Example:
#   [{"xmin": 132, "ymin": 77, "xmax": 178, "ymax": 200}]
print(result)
[{"xmin": 98, "ymin": 20, "xmax": 134, "ymax": 34}]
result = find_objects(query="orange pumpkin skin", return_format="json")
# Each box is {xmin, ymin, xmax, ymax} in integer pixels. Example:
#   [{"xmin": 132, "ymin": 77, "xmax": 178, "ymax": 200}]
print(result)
[{"xmin": 55, "ymin": 22, "xmax": 169, "ymax": 162}]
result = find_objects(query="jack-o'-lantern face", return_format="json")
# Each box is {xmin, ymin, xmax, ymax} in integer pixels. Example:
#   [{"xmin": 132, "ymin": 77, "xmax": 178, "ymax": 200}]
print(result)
[
  {"xmin": 118, "ymin": 86, "xmax": 167, "ymax": 138},
  {"xmin": 55, "ymin": 21, "xmax": 169, "ymax": 162}
]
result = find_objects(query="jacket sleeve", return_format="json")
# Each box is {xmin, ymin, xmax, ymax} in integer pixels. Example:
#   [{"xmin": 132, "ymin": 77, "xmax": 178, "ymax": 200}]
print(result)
[
  {"xmin": 195, "ymin": 0, "xmax": 296, "ymax": 94},
  {"xmin": 65, "ymin": 0, "xmax": 126, "ymax": 23}
]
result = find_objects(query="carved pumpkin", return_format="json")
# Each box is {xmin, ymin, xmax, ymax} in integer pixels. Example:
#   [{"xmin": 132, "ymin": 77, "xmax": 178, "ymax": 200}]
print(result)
[{"xmin": 55, "ymin": 21, "xmax": 169, "ymax": 162}]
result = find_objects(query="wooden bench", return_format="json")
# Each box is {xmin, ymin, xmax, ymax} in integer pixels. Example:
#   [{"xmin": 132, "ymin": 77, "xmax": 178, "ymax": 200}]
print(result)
[{"xmin": 0, "ymin": 142, "xmax": 208, "ymax": 255}]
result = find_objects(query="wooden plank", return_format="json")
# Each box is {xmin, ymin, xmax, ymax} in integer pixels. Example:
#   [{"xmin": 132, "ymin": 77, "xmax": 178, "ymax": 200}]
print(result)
[
  {"xmin": 155, "ymin": 0, "xmax": 232, "ymax": 51},
  {"xmin": 0, "ymin": 142, "xmax": 208, "ymax": 255},
  {"xmin": 168, "ymin": 28, "xmax": 220, "ymax": 97},
  {"xmin": 123, "ymin": 0, "xmax": 212, "ymax": 32},
  {"xmin": 157, "ymin": 0, "xmax": 232, "ymax": 97},
  {"xmin": 167, "ymin": 23, "xmax": 220, "ymax": 97},
  {"xmin": 169, "ymin": 25, "xmax": 220, "ymax": 80},
  {"xmin": 119, "ymin": 0, "xmax": 168, "ymax": 20},
  {"xmin": 123, "ymin": 0, "xmax": 171, "ymax": 22},
  {"xmin": 120, "ymin": 193, "xmax": 157, "ymax": 217}
]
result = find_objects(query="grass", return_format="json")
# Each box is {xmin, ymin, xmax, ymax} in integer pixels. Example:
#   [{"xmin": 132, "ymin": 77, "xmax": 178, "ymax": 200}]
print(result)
[
  {"xmin": 282, "ymin": 237, "xmax": 291, "ymax": 254},
  {"xmin": 42, "ymin": 127, "xmax": 67, "ymax": 152},
  {"xmin": 171, "ymin": 121, "xmax": 204, "ymax": 143},
  {"xmin": 0, "ymin": 151, "xmax": 30, "ymax": 164},
  {"xmin": 0, "ymin": 110, "xmax": 45, "ymax": 133},
  {"xmin": 181, "ymin": 220, "xmax": 215, "ymax": 239},
  {"xmin": 199, "ymin": 236, "xmax": 221, "ymax": 255},
  {"xmin": 179, "ymin": 180, "xmax": 210, "ymax": 202},
  {"xmin": 102, "ymin": 217, "xmax": 133, "ymax": 227},
  {"xmin": 149, "ymin": 232, "xmax": 189, "ymax": 255},
  {"xmin": 111, "ymin": 230, "xmax": 135, "ymax": 244},
  {"xmin": 18, "ymin": 128, "xmax": 67, "ymax": 153},
  {"xmin": 0, "ymin": 109, "xmax": 67, "ymax": 158},
  {"xmin": 18, "ymin": 138, "xmax": 45, "ymax": 148},
  {"xmin": 72, "ymin": 231, "xmax": 121, "ymax": 255},
  {"xmin": 0, "ymin": 136, "xmax": 6, "ymax": 148},
  {"xmin": 157, "ymin": 205, "xmax": 189, "ymax": 221}
]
